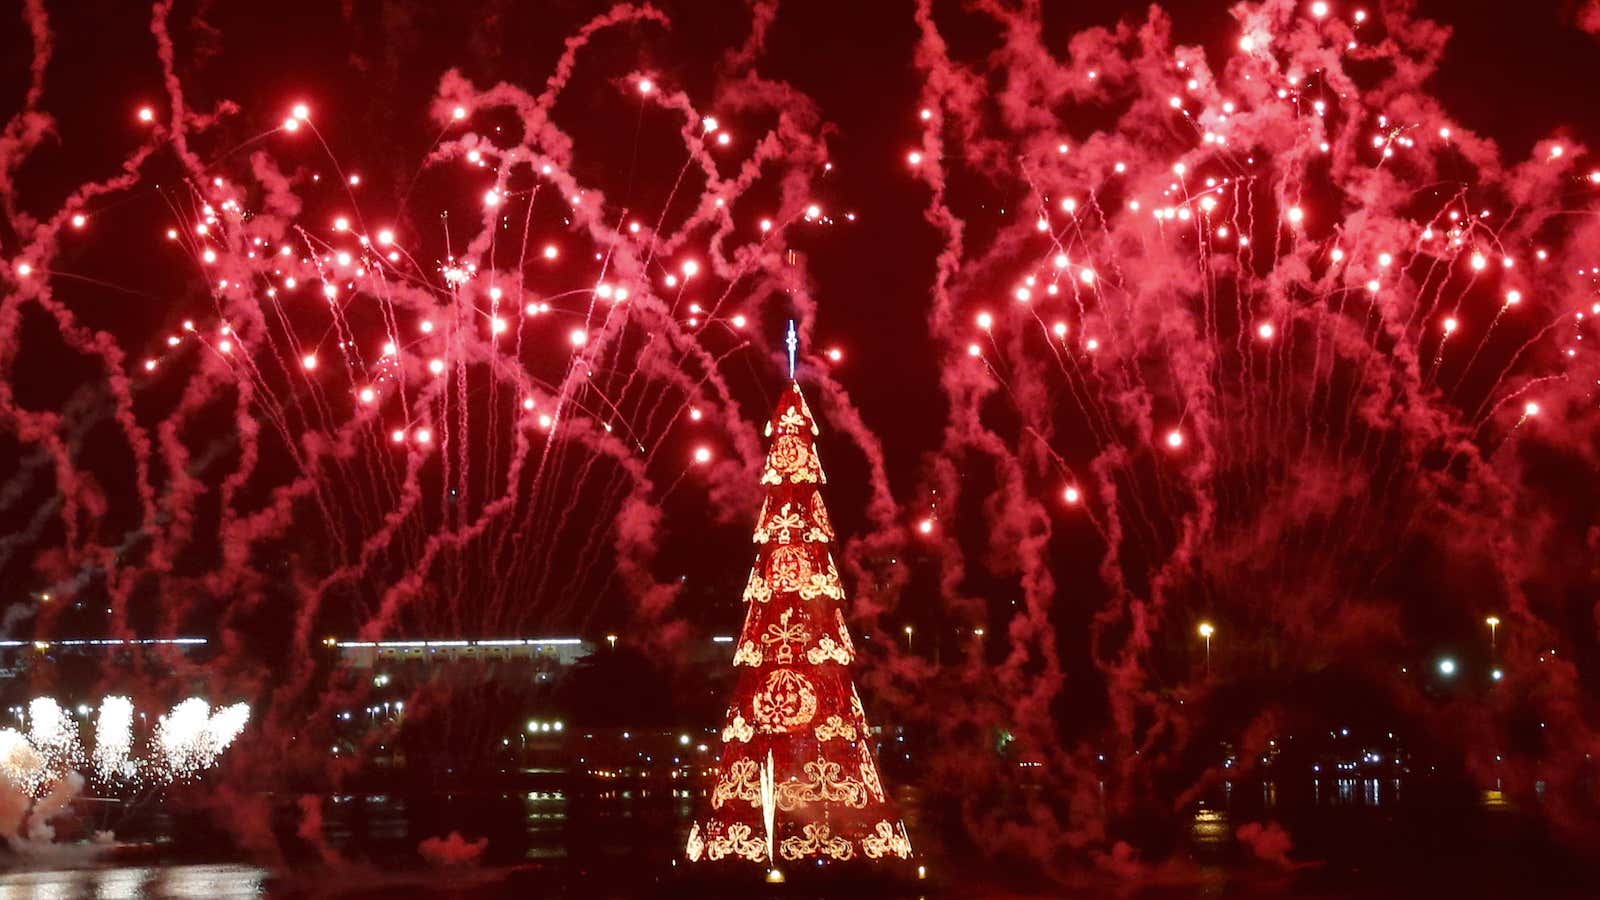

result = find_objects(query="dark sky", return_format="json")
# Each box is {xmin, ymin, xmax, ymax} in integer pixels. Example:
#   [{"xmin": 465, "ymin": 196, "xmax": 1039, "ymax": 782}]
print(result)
[{"xmin": 7, "ymin": 0, "xmax": 1600, "ymax": 494}]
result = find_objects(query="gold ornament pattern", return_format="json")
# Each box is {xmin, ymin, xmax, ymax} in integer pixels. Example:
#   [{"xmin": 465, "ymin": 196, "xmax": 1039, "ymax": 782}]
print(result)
[
  {"xmin": 761, "ymin": 607, "xmax": 810, "ymax": 665},
  {"xmin": 780, "ymin": 822, "xmax": 854, "ymax": 861},
  {"xmin": 860, "ymin": 821, "xmax": 914, "ymax": 859},
  {"xmin": 797, "ymin": 557, "xmax": 844, "ymax": 601},
  {"xmin": 756, "ymin": 501, "xmax": 806, "ymax": 545},
  {"xmin": 775, "ymin": 757, "xmax": 868, "ymax": 811},
  {"xmin": 765, "ymin": 544, "xmax": 813, "ymax": 594},
  {"xmin": 687, "ymin": 383, "xmax": 908, "ymax": 867},
  {"xmin": 814, "ymin": 715, "xmax": 858, "ymax": 742},
  {"xmin": 741, "ymin": 568, "xmax": 771, "ymax": 604},
  {"xmin": 712, "ymin": 758, "xmax": 762, "ymax": 809},
  {"xmin": 803, "ymin": 492, "xmax": 834, "ymax": 543},
  {"xmin": 806, "ymin": 633, "xmax": 851, "ymax": 665},
  {"xmin": 705, "ymin": 823, "xmax": 767, "ymax": 862},
  {"xmin": 751, "ymin": 668, "xmax": 819, "ymax": 733},
  {"xmin": 720, "ymin": 712, "xmax": 753, "ymax": 744},
  {"xmin": 732, "ymin": 640, "xmax": 762, "ymax": 667},
  {"xmin": 859, "ymin": 741, "xmax": 886, "ymax": 803}
]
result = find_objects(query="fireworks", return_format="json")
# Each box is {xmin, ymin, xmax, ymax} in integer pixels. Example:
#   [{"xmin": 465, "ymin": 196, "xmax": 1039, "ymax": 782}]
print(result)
[
  {"xmin": 2, "ymin": 0, "xmax": 1599, "ymax": 870},
  {"xmin": 894, "ymin": 0, "xmax": 1600, "ymax": 863},
  {"xmin": 153, "ymin": 699, "xmax": 252, "ymax": 782},
  {"xmin": 0, "ymin": 697, "xmax": 249, "ymax": 799}
]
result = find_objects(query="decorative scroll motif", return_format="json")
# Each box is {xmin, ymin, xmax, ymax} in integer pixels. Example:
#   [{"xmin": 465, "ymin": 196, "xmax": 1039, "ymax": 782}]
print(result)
[
  {"xmin": 741, "ymin": 568, "xmax": 771, "ymax": 604},
  {"xmin": 797, "ymin": 557, "xmax": 844, "ymax": 602},
  {"xmin": 706, "ymin": 822, "xmax": 766, "ymax": 862},
  {"xmin": 775, "ymin": 757, "xmax": 868, "ymax": 811},
  {"xmin": 712, "ymin": 758, "xmax": 762, "ymax": 808},
  {"xmin": 780, "ymin": 822, "xmax": 854, "ymax": 861},
  {"xmin": 861, "ymin": 821, "xmax": 914, "ymax": 859},
  {"xmin": 803, "ymin": 493, "xmax": 834, "ymax": 543},
  {"xmin": 755, "ymin": 502, "xmax": 806, "ymax": 545},
  {"xmin": 761, "ymin": 608, "xmax": 810, "ymax": 665},
  {"xmin": 835, "ymin": 609, "xmax": 856, "ymax": 657},
  {"xmin": 721, "ymin": 712, "xmax": 753, "ymax": 744},
  {"xmin": 859, "ymin": 741, "xmax": 886, "ymax": 803},
  {"xmin": 806, "ymin": 633, "xmax": 851, "ymax": 666},
  {"xmin": 775, "ymin": 404, "xmax": 813, "ymax": 435},
  {"xmin": 685, "ymin": 822, "xmax": 704, "ymax": 861},
  {"xmin": 751, "ymin": 668, "xmax": 818, "ymax": 733},
  {"xmin": 814, "ymin": 715, "xmax": 858, "ymax": 742},
  {"xmin": 766, "ymin": 545, "xmax": 813, "ymax": 594},
  {"xmin": 733, "ymin": 641, "xmax": 762, "ymax": 667}
]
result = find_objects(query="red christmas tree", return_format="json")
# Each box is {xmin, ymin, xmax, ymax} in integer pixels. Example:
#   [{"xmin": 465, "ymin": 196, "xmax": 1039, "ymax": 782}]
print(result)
[{"xmin": 685, "ymin": 381, "xmax": 912, "ymax": 870}]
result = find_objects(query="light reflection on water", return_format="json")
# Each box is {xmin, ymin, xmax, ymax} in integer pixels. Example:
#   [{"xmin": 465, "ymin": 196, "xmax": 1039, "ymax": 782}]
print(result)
[{"xmin": 0, "ymin": 864, "xmax": 266, "ymax": 899}]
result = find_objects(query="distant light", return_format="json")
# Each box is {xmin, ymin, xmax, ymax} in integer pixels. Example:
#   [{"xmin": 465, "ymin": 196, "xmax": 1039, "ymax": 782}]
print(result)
[
  {"xmin": 301, "ymin": 354, "xmax": 318, "ymax": 371},
  {"xmin": 542, "ymin": 244, "xmax": 559, "ymax": 260},
  {"xmin": 826, "ymin": 347, "xmax": 843, "ymax": 362},
  {"xmin": 1198, "ymin": 622, "xmax": 1215, "ymax": 638},
  {"xmin": 693, "ymin": 447, "xmax": 712, "ymax": 464},
  {"xmin": 1063, "ymin": 486, "xmax": 1081, "ymax": 505},
  {"xmin": 1310, "ymin": 1, "xmax": 1329, "ymax": 17},
  {"xmin": 569, "ymin": 329, "xmax": 588, "ymax": 347},
  {"xmin": 1523, "ymin": 401, "xmax": 1540, "ymax": 417},
  {"xmin": 137, "ymin": 107, "xmax": 155, "ymax": 123},
  {"xmin": 1492, "ymin": 669, "xmax": 1504, "ymax": 681},
  {"xmin": 1438, "ymin": 658, "xmax": 1457, "ymax": 676},
  {"xmin": 1286, "ymin": 206, "xmax": 1305, "ymax": 225},
  {"xmin": 1256, "ymin": 322, "xmax": 1275, "ymax": 340},
  {"xmin": 917, "ymin": 518, "xmax": 934, "ymax": 535},
  {"xmin": 414, "ymin": 428, "xmax": 433, "ymax": 445},
  {"xmin": 638, "ymin": 78, "xmax": 654, "ymax": 95},
  {"xmin": 1166, "ymin": 430, "xmax": 1184, "ymax": 449},
  {"xmin": 292, "ymin": 103, "xmax": 310, "ymax": 121},
  {"xmin": 1442, "ymin": 317, "xmax": 1459, "ymax": 334},
  {"xmin": 976, "ymin": 312, "xmax": 993, "ymax": 330}
]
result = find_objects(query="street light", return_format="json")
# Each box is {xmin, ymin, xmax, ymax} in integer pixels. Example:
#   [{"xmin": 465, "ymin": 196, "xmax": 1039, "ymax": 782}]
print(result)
[
  {"xmin": 1485, "ymin": 616, "xmax": 1500, "ymax": 654},
  {"xmin": 903, "ymin": 625, "xmax": 914, "ymax": 652},
  {"xmin": 1438, "ymin": 657, "xmax": 1457, "ymax": 677},
  {"xmin": 1197, "ymin": 622, "xmax": 1215, "ymax": 675},
  {"xmin": 606, "ymin": 634, "xmax": 618, "ymax": 651}
]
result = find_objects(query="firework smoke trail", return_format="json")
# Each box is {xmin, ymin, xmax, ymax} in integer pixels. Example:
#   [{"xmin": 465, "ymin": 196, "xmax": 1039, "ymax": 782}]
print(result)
[
  {"xmin": 899, "ymin": 0, "xmax": 1600, "ymax": 873},
  {"xmin": 0, "ymin": 0, "xmax": 910, "ymax": 852}
]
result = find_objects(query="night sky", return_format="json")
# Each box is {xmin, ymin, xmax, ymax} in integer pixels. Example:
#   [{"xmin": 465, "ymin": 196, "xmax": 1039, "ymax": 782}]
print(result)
[{"xmin": 4, "ymin": 0, "xmax": 1600, "ymax": 874}]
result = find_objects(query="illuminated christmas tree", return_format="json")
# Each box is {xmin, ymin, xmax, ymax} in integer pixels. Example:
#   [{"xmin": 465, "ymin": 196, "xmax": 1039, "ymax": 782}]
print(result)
[{"xmin": 685, "ymin": 351, "xmax": 911, "ymax": 873}]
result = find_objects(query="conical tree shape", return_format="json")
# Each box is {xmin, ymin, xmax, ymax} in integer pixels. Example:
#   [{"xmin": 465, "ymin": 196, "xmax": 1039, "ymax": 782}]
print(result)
[{"xmin": 685, "ymin": 383, "xmax": 912, "ymax": 867}]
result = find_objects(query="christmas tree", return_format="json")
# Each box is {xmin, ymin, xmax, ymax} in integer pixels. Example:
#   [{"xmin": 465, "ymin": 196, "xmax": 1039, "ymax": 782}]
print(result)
[{"xmin": 684, "ymin": 378, "xmax": 912, "ymax": 871}]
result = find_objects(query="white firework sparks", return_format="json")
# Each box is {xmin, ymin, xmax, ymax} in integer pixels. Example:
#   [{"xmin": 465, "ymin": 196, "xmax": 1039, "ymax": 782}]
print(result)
[
  {"xmin": 0, "ymin": 697, "xmax": 249, "ymax": 797},
  {"xmin": 92, "ymin": 696, "xmax": 137, "ymax": 783},
  {"xmin": 152, "ymin": 699, "xmax": 251, "ymax": 782}
]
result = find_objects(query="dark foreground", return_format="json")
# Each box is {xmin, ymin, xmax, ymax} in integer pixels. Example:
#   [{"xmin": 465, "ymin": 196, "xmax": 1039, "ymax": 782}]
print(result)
[{"xmin": 3, "ymin": 775, "xmax": 1597, "ymax": 898}]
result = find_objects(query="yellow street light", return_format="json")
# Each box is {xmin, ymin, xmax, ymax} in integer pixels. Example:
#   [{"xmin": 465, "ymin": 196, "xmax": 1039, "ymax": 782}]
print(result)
[
  {"xmin": 1485, "ymin": 616, "xmax": 1500, "ymax": 654},
  {"xmin": 1198, "ymin": 622, "xmax": 1215, "ymax": 674}
]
